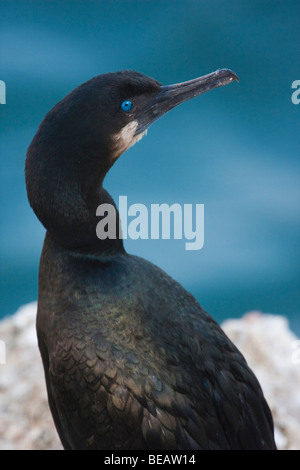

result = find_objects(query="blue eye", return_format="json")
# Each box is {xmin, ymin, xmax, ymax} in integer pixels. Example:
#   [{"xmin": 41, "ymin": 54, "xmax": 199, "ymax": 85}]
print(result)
[{"xmin": 121, "ymin": 100, "xmax": 133, "ymax": 112}]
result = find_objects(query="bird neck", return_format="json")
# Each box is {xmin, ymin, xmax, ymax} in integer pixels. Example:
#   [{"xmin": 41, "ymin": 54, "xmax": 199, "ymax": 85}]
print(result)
[{"xmin": 26, "ymin": 150, "xmax": 125, "ymax": 257}]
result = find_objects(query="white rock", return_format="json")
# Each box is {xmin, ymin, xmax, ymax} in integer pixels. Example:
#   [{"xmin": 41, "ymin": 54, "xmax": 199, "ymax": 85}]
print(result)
[
  {"xmin": 222, "ymin": 311, "xmax": 300, "ymax": 450},
  {"xmin": 0, "ymin": 302, "xmax": 62, "ymax": 450}
]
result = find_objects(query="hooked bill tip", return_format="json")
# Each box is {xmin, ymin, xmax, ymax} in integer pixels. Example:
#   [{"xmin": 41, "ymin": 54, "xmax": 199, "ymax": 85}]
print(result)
[{"xmin": 218, "ymin": 68, "xmax": 239, "ymax": 83}]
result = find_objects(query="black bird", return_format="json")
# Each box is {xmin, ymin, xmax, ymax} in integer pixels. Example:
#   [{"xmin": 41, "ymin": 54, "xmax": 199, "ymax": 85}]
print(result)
[{"xmin": 26, "ymin": 69, "xmax": 276, "ymax": 450}]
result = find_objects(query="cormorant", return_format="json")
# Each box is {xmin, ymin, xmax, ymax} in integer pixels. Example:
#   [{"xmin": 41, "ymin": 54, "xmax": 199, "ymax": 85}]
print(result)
[{"xmin": 26, "ymin": 69, "xmax": 276, "ymax": 450}]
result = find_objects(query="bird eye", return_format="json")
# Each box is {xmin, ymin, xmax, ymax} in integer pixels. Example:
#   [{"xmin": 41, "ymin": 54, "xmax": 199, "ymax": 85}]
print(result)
[{"xmin": 121, "ymin": 100, "xmax": 133, "ymax": 112}]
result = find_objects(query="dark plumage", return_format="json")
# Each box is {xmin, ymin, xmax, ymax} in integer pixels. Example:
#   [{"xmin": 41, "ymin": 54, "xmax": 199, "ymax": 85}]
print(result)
[{"xmin": 26, "ymin": 69, "xmax": 276, "ymax": 450}]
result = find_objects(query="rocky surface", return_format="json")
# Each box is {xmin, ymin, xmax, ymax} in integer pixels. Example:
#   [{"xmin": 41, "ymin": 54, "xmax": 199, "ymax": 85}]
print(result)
[
  {"xmin": 222, "ymin": 312, "xmax": 300, "ymax": 450},
  {"xmin": 0, "ymin": 302, "xmax": 62, "ymax": 450},
  {"xmin": 0, "ymin": 303, "xmax": 299, "ymax": 450}
]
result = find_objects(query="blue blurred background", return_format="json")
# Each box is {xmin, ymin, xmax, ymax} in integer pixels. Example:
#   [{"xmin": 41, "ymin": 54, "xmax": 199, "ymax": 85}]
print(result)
[{"xmin": 1, "ymin": 0, "xmax": 299, "ymax": 333}]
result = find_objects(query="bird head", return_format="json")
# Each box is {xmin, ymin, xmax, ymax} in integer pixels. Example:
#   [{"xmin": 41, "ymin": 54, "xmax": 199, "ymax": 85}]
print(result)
[
  {"xmin": 28, "ymin": 68, "xmax": 238, "ymax": 180},
  {"xmin": 83, "ymin": 69, "xmax": 238, "ymax": 163}
]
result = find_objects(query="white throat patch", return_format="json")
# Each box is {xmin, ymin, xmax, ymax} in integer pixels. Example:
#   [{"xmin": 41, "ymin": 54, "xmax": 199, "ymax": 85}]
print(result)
[{"xmin": 112, "ymin": 121, "xmax": 147, "ymax": 157}]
